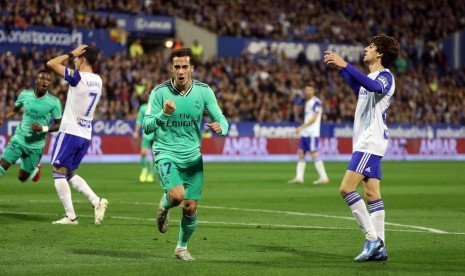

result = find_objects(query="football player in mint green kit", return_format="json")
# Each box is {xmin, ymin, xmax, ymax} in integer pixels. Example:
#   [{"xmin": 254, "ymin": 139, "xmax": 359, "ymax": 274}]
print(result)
[
  {"xmin": 143, "ymin": 48, "xmax": 228, "ymax": 261},
  {"xmin": 0, "ymin": 69, "xmax": 62, "ymax": 182},
  {"xmin": 132, "ymin": 92, "xmax": 156, "ymax": 182}
]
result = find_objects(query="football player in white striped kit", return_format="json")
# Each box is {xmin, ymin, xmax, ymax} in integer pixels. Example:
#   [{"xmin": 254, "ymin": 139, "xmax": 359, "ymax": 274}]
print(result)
[
  {"xmin": 324, "ymin": 33, "xmax": 399, "ymax": 262},
  {"xmin": 47, "ymin": 45, "xmax": 108, "ymax": 226},
  {"xmin": 288, "ymin": 83, "xmax": 329, "ymax": 185}
]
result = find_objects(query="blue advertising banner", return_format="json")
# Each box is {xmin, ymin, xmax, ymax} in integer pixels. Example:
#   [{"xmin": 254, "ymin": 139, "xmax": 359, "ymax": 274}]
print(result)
[
  {"xmin": 217, "ymin": 36, "xmax": 365, "ymax": 62},
  {"xmin": 93, "ymin": 12, "xmax": 174, "ymax": 36},
  {"xmin": 1, "ymin": 120, "xmax": 465, "ymax": 139},
  {"xmin": 0, "ymin": 26, "xmax": 125, "ymax": 56}
]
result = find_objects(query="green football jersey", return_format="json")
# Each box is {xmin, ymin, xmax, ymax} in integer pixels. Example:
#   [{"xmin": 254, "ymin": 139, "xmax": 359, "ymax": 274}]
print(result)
[
  {"xmin": 143, "ymin": 79, "xmax": 229, "ymax": 163},
  {"xmin": 136, "ymin": 103, "xmax": 153, "ymax": 140},
  {"xmin": 13, "ymin": 90, "xmax": 62, "ymax": 149},
  {"xmin": 136, "ymin": 103, "xmax": 148, "ymax": 124}
]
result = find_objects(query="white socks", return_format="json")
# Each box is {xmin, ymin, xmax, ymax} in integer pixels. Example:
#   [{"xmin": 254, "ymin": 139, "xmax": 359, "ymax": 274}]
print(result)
[
  {"xmin": 314, "ymin": 160, "xmax": 328, "ymax": 180},
  {"xmin": 343, "ymin": 191, "xmax": 377, "ymax": 241},
  {"xmin": 54, "ymin": 178, "xmax": 77, "ymax": 220},
  {"xmin": 296, "ymin": 160, "xmax": 306, "ymax": 180},
  {"xmin": 69, "ymin": 175, "xmax": 100, "ymax": 206}
]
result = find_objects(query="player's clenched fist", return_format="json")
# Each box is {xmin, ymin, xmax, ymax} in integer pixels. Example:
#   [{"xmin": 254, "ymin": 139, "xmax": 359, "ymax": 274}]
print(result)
[
  {"xmin": 206, "ymin": 122, "xmax": 222, "ymax": 134},
  {"xmin": 163, "ymin": 99, "xmax": 176, "ymax": 115}
]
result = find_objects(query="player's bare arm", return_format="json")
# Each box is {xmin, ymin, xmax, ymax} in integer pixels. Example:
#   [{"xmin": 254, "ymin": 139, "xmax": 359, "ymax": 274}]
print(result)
[
  {"xmin": 0, "ymin": 106, "xmax": 21, "ymax": 126},
  {"xmin": 163, "ymin": 100, "xmax": 176, "ymax": 115},
  {"xmin": 30, "ymin": 118, "xmax": 62, "ymax": 133},
  {"xmin": 133, "ymin": 124, "xmax": 141, "ymax": 139},
  {"xmin": 206, "ymin": 122, "xmax": 222, "ymax": 134},
  {"xmin": 296, "ymin": 113, "xmax": 318, "ymax": 134},
  {"xmin": 47, "ymin": 44, "xmax": 88, "ymax": 77}
]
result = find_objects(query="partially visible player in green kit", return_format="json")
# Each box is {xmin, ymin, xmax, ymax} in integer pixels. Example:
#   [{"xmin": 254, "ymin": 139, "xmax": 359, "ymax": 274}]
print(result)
[
  {"xmin": 0, "ymin": 69, "xmax": 62, "ymax": 182},
  {"xmin": 143, "ymin": 48, "xmax": 229, "ymax": 261},
  {"xmin": 132, "ymin": 92, "xmax": 156, "ymax": 182}
]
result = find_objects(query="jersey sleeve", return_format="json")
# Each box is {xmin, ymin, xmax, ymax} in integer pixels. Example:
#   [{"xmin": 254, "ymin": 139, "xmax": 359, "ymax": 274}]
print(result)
[
  {"xmin": 374, "ymin": 72, "xmax": 394, "ymax": 94},
  {"xmin": 339, "ymin": 69, "xmax": 361, "ymax": 95},
  {"xmin": 52, "ymin": 98, "xmax": 63, "ymax": 119},
  {"xmin": 14, "ymin": 91, "xmax": 26, "ymax": 108},
  {"xmin": 136, "ymin": 106, "xmax": 145, "ymax": 124},
  {"xmin": 142, "ymin": 89, "xmax": 169, "ymax": 135},
  {"xmin": 312, "ymin": 101, "xmax": 322, "ymax": 113},
  {"xmin": 204, "ymin": 86, "xmax": 229, "ymax": 136},
  {"xmin": 64, "ymin": 68, "xmax": 82, "ymax": 87},
  {"xmin": 344, "ymin": 64, "xmax": 384, "ymax": 93}
]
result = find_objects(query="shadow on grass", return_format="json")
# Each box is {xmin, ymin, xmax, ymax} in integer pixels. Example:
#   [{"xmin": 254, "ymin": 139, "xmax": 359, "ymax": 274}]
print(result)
[
  {"xmin": 72, "ymin": 248, "xmax": 170, "ymax": 260},
  {"xmin": 0, "ymin": 213, "xmax": 49, "ymax": 222}
]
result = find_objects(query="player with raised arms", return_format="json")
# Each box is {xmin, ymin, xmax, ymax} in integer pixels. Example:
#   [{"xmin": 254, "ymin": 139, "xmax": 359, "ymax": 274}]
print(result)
[
  {"xmin": 324, "ymin": 33, "xmax": 399, "ymax": 261},
  {"xmin": 47, "ymin": 45, "xmax": 108, "ymax": 225}
]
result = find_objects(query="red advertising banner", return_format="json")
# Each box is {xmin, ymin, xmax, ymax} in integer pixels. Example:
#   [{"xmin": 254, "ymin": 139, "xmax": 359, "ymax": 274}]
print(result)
[{"xmin": 1, "ymin": 135, "xmax": 464, "ymax": 162}]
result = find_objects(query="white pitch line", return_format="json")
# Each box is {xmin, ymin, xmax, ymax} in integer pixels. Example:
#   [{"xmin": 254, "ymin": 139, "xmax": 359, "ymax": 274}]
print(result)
[
  {"xmin": 1, "ymin": 199, "xmax": 462, "ymax": 235},
  {"xmin": 199, "ymin": 205, "xmax": 450, "ymax": 234},
  {"xmin": 0, "ymin": 210, "xmax": 462, "ymax": 234}
]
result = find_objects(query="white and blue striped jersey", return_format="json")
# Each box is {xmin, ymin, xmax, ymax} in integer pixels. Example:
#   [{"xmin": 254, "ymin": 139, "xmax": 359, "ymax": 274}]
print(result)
[
  {"xmin": 59, "ymin": 67, "xmax": 102, "ymax": 140},
  {"xmin": 301, "ymin": 96, "xmax": 322, "ymax": 137},
  {"xmin": 352, "ymin": 69, "xmax": 395, "ymax": 156}
]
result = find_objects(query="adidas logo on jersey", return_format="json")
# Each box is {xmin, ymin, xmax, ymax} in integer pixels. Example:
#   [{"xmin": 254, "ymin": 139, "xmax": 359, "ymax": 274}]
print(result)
[{"xmin": 365, "ymin": 167, "xmax": 371, "ymax": 173}]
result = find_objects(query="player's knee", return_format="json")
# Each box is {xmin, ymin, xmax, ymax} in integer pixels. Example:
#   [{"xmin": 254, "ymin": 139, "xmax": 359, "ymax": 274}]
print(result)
[
  {"xmin": 364, "ymin": 191, "xmax": 380, "ymax": 201},
  {"xmin": 182, "ymin": 201, "xmax": 197, "ymax": 215},
  {"xmin": 339, "ymin": 186, "xmax": 352, "ymax": 197},
  {"xmin": 182, "ymin": 205, "xmax": 196, "ymax": 215},
  {"xmin": 169, "ymin": 193, "xmax": 185, "ymax": 206}
]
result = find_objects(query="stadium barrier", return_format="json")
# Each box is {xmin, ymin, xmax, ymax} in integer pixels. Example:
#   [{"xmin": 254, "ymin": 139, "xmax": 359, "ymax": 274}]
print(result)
[{"xmin": 1, "ymin": 120, "xmax": 464, "ymax": 162}]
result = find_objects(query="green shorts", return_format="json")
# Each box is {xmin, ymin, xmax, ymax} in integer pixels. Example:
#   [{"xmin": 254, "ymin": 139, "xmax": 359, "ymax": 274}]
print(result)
[
  {"xmin": 141, "ymin": 133, "xmax": 154, "ymax": 149},
  {"xmin": 155, "ymin": 156, "xmax": 204, "ymax": 200},
  {"xmin": 1, "ymin": 136, "xmax": 43, "ymax": 173}
]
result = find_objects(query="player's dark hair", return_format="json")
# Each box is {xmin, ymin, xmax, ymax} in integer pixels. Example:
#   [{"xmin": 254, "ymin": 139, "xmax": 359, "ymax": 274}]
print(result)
[
  {"xmin": 371, "ymin": 33, "xmax": 399, "ymax": 68},
  {"xmin": 170, "ymin": 48, "xmax": 195, "ymax": 65},
  {"xmin": 82, "ymin": 46, "xmax": 99, "ymax": 66},
  {"xmin": 306, "ymin": 81, "xmax": 316, "ymax": 88},
  {"xmin": 37, "ymin": 69, "xmax": 51, "ymax": 76}
]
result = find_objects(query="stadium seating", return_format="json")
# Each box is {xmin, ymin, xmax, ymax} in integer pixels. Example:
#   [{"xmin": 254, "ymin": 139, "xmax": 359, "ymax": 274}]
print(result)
[{"xmin": 1, "ymin": 0, "xmax": 464, "ymax": 124}]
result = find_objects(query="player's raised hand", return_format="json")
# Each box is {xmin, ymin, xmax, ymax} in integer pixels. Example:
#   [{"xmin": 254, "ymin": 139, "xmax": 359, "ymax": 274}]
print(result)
[
  {"xmin": 163, "ymin": 99, "xmax": 176, "ymax": 115},
  {"xmin": 324, "ymin": 51, "xmax": 347, "ymax": 69},
  {"xmin": 206, "ymin": 122, "xmax": 222, "ymax": 134},
  {"xmin": 71, "ymin": 45, "xmax": 88, "ymax": 58}
]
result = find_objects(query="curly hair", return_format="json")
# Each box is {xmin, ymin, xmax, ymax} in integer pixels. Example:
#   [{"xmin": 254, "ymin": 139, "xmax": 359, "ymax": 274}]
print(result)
[{"xmin": 371, "ymin": 33, "xmax": 400, "ymax": 68}]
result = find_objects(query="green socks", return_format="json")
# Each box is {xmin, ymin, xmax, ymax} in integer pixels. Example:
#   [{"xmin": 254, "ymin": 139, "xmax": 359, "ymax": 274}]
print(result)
[
  {"xmin": 161, "ymin": 193, "xmax": 173, "ymax": 210},
  {"xmin": 178, "ymin": 212, "xmax": 198, "ymax": 247},
  {"xmin": 140, "ymin": 156, "xmax": 147, "ymax": 168}
]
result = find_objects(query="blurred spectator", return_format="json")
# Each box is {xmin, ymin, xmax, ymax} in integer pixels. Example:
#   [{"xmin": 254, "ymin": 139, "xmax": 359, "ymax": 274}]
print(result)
[
  {"xmin": 1, "ymin": 0, "xmax": 465, "ymax": 125},
  {"xmin": 172, "ymin": 39, "xmax": 184, "ymax": 51},
  {"xmin": 129, "ymin": 39, "xmax": 144, "ymax": 58},
  {"xmin": 191, "ymin": 39, "xmax": 204, "ymax": 63},
  {"xmin": 394, "ymin": 50, "xmax": 408, "ymax": 74}
]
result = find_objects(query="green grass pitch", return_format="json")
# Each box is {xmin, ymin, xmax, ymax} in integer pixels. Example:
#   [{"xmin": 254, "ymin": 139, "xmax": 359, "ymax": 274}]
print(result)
[{"xmin": 1, "ymin": 162, "xmax": 464, "ymax": 275}]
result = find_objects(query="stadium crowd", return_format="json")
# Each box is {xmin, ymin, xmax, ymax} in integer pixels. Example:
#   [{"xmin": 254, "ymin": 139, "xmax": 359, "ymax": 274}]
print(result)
[
  {"xmin": 1, "ymin": 46, "xmax": 464, "ymax": 125},
  {"xmin": 1, "ymin": 0, "xmax": 464, "ymax": 125},
  {"xmin": 2, "ymin": 0, "xmax": 464, "ymax": 46}
]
